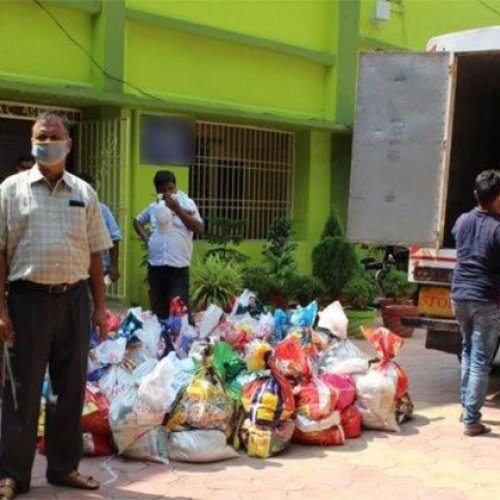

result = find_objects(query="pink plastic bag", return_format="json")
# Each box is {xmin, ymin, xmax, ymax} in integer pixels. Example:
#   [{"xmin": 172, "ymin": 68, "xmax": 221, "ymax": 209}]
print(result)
[{"xmin": 320, "ymin": 373, "xmax": 356, "ymax": 411}]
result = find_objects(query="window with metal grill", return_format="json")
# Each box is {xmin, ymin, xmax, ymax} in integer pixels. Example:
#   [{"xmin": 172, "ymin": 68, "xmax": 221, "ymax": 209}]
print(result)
[{"xmin": 190, "ymin": 121, "xmax": 294, "ymax": 240}]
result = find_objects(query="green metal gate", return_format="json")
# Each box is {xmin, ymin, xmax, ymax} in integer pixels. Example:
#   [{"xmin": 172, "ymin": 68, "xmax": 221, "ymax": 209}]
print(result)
[{"xmin": 77, "ymin": 117, "xmax": 131, "ymax": 300}]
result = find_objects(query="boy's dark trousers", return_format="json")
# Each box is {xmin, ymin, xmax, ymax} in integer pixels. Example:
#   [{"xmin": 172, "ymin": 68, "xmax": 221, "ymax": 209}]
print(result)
[
  {"xmin": 0, "ymin": 281, "xmax": 90, "ymax": 493},
  {"xmin": 148, "ymin": 265, "xmax": 190, "ymax": 319}
]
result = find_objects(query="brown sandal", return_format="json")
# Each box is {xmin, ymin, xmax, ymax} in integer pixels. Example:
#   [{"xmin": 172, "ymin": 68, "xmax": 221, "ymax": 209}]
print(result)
[
  {"xmin": 464, "ymin": 422, "xmax": 491, "ymax": 437},
  {"xmin": 0, "ymin": 478, "xmax": 17, "ymax": 500},
  {"xmin": 47, "ymin": 470, "xmax": 99, "ymax": 490}
]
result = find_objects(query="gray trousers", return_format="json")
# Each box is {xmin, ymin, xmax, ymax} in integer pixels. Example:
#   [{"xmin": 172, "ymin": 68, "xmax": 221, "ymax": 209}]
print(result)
[{"xmin": 0, "ymin": 281, "xmax": 90, "ymax": 493}]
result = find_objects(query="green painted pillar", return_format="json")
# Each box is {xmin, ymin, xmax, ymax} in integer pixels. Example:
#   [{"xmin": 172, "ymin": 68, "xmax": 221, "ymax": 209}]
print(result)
[
  {"xmin": 92, "ymin": 0, "xmax": 125, "ymax": 93},
  {"xmin": 330, "ymin": 0, "xmax": 360, "ymax": 228}
]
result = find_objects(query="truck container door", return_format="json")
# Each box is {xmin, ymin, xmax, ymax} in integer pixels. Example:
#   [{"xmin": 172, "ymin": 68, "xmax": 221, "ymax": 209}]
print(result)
[{"xmin": 347, "ymin": 52, "xmax": 456, "ymax": 248}]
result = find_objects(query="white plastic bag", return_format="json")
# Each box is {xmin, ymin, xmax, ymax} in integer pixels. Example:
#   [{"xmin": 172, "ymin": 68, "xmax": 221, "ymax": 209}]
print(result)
[
  {"xmin": 231, "ymin": 289, "xmax": 256, "ymax": 315},
  {"xmin": 319, "ymin": 337, "xmax": 368, "ymax": 376},
  {"xmin": 256, "ymin": 312, "xmax": 275, "ymax": 340},
  {"xmin": 154, "ymin": 197, "xmax": 173, "ymax": 234},
  {"xmin": 135, "ymin": 315, "xmax": 162, "ymax": 359},
  {"xmin": 168, "ymin": 430, "xmax": 238, "ymax": 463},
  {"xmin": 132, "ymin": 359, "xmax": 158, "ymax": 385},
  {"xmin": 354, "ymin": 368, "xmax": 399, "ymax": 432},
  {"xmin": 99, "ymin": 364, "xmax": 134, "ymax": 400},
  {"xmin": 94, "ymin": 337, "xmax": 126, "ymax": 365},
  {"xmin": 138, "ymin": 352, "xmax": 196, "ymax": 413},
  {"xmin": 109, "ymin": 386, "xmax": 165, "ymax": 453},
  {"xmin": 318, "ymin": 301, "xmax": 348, "ymax": 338},
  {"xmin": 295, "ymin": 411, "xmax": 341, "ymax": 433},
  {"xmin": 122, "ymin": 427, "xmax": 169, "ymax": 464},
  {"xmin": 199, "ymin": 304, "xmax": 224, "ymax": 338}
]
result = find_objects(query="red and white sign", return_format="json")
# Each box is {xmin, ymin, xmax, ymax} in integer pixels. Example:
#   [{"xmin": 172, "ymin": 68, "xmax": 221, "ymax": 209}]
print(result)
[{"xmin": 409, "ymin": 246, "xmax": 457, "ymax": 285}]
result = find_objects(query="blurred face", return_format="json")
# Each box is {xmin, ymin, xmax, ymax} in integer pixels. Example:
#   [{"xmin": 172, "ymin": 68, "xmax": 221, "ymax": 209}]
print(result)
[
  {"xmin": 157, "ymin": 181, "xmax": 176, "ymax": 196},
  {"xmin": 31, "ymin": 117, "xmax": 71, "ymax": 167},
  {"xmin": 491, "ymin": 195, "xmax": 500, "ymax": 215}
]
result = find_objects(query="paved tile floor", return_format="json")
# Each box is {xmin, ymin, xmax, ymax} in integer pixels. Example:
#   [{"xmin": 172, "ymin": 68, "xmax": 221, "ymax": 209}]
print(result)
[{"xmin": 23, "ymin": 330, "xmax": 500, "ymax": 499}]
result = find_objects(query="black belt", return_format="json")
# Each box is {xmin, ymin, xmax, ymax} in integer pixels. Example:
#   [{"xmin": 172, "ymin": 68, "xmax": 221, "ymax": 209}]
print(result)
[{"xmin": 9, "ymin": 280, "xmax": 85, "ymax": 295}]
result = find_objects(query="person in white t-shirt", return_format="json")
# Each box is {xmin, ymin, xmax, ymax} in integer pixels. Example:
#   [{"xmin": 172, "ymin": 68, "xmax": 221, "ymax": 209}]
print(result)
[{"xmin": 133, "ymin": 171, "xmax": 203, "ymax": 318}]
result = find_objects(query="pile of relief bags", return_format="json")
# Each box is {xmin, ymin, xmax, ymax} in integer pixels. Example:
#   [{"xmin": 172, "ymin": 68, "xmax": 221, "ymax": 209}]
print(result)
[{"xmin": 37, "ymin": 294, "xmax": 414, "ymax": 463}]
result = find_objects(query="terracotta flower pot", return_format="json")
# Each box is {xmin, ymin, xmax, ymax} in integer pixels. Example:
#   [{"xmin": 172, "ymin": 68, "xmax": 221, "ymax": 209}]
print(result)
[
  {"xmin": 381, "ymin": 304, "xmax": 419, "ymax": 338},
  {"xmin": 378, "ymin": 297, "xmax": 414, "ymax": 308}
]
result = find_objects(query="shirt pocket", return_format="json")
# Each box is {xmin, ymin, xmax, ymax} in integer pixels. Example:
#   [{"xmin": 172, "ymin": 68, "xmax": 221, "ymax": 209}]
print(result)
[
  {"xmin": 65, "ymin": 206, "xmax": 87, "ymax": 245},
  {"xmin": 8, "ymin": 195, "xmax": 30, "ymax": 234}
]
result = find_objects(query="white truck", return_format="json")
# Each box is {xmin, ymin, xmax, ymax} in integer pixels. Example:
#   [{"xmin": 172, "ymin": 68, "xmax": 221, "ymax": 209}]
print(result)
[{"xmin": 348, "ymin": 26, "xmax": 500, "ymax": 356}]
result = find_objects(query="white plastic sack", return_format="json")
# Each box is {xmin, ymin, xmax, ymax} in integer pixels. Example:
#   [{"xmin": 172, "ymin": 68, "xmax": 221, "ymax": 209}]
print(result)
[
  {"xmin": 319, "ymin": 337, "xmax": 368, "ymax": 376},
  {"xmin": 231, "ymin": 289, "xmax": 256, "ymax": 315},
  {"xmin": 354, "ymin": 367, "xmax": 399, "ymax": 432},
  {"xmin": 318, "ymin": 301, "xmax": 348, "ymax": 338},
  {"xmin": 135, "ymin": 315, "xmax": 162, "ymax": 359},
  {"xmin": 133, "ymin": 359, "xmax": 158, "ymax": 385},
  {"xmin": 122, "ymin": 426, "xmax": 169, "ymax": 464},
  {"xmin": 154, "ymin": 198, "xmax": 173, "ymax": 234},
  {"xmin": 295, "ymin": 410, "xmax": 341, "ymax": 433},
  {"xmin": 199, "ymin": 304, "xmax": 224, "ymax": 338},
  {"xmin": 94, "ymin": 337, "xmax": 127, "ymax": 365},
  {"xmin": 109, "ymin": 386, "xmax": 165, "ymax": 453},
  {"xmin": 168, "ymin": 430, "xmax": 238, "ymax": 463},
  {"xmin": 99, "ymin": 364, "xmax": 134, "ymax": 400},
  {"xmin": 256, "ymin": 312, "xmax": 275, "ymax": 340},
  {"xmin": 138, "ymin": 352, "xmax": 196, "ymax": 413}
]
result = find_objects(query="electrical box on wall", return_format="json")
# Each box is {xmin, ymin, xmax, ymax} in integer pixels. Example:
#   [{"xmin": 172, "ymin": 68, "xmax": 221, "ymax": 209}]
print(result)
[{"xmin": 374, "ymin": 0, "xmax": 391, "ymax": 21}]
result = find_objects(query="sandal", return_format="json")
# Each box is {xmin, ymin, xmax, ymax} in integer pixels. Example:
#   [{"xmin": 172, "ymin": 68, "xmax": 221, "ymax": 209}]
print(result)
[
  {"xmin": 0, "ymin": 478, "xmax": 17, "ymax": 500},
  {"xmin": 464, "ymin": 422, "xmax": 491, "ymax": 437},
  {"xmin": 47, "ymin": 470, "xmax": 99, "ymax": 490}
]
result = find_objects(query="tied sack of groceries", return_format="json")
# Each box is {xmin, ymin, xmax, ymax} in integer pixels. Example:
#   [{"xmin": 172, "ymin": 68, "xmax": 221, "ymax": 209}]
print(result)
[
  {"xmin": 165, "ymin": 345, "xmax": 238, "ymax": 463},
  {"xmin": 239, "ymin": 342, "xmax": 295, "ymax": 458},
  {"xmin": 354, "ymin": 326, "xmax": 413, "ymax": 432}
]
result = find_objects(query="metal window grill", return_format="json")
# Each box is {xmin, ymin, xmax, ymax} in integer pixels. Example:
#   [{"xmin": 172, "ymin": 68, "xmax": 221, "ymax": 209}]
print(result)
[{"xmin": 190, "ymin": 121, "xmax": 294, "ymax": 240}]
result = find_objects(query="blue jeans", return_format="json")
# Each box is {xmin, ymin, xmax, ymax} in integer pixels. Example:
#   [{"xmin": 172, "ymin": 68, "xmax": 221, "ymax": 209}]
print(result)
[{"xmin": 453, "ymin": 300, "xmax": 499, "ymax": 426}]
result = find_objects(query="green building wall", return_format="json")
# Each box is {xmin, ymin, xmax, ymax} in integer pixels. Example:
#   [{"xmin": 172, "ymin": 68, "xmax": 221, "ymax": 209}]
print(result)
[{"xmin": 0, "ymin": 0, "xmax": 499, "ymax": 307}]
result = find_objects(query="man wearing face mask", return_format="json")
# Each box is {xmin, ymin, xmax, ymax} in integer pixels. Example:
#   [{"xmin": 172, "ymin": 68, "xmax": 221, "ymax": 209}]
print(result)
[{"xmin": 0, "ymin": 111, "xmax": 112, "ymax": 499}]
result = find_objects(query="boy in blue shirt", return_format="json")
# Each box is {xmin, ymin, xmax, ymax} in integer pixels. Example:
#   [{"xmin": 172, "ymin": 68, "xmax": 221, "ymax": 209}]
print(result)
[
  {"xmin": 451, "ymin": 169, "xmax": 500, "ymax": 437},
  {"xmin": 78, "ymin": 173, "xmax": 122, "ymax": 283}
]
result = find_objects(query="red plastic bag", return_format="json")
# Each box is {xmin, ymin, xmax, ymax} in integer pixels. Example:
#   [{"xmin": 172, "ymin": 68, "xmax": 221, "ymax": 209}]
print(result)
[
  {"xmin": 295, "ymin": 378, "xmax": 338, "ymax": 421},
  {"xmin": 320, "ymin": 373, "xmax": 356, "ymax": 411},
  {"xmin": 82, "ymin": 386, "xmax": 111, "ymax": 437},
  {"xmin": 38, "ymin": 433, "xmax": 114, "ymax": 457},
  {"xmin": 105, "ymin": 310, "xmax": 123, "ymax": 333},
  {"xmin": 292, "ymin": 425, "xmax": 345, "ymax": 446},
  {"xmin": 170, "ymin": 297, "xmax": 188, "ymax": 317},
  {"xmin": 273, "ymin": 337, "xmax": 311, "ymax": 384},
  {"xmin": 341, "ymin": 406, "xmax": 362, "ymax": 439}
]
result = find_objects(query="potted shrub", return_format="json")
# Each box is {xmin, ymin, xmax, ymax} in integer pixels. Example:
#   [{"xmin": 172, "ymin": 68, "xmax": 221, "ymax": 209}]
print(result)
[
  {"xmin": 190, "ymin": 255, "xmax": 244, "ymax": 311},
  {"xmin": 284, "ymin": 275, "xmax": 326, "ymax": 307},
  {"xmin": 341, "ymin": 275, "xmax": 378, "ymax": 338},
  {"xmin": 312, "ymin": 236, "xmax": 361, "ymax": 301},
  {"xmin": 262, "ymin": 217, "xmax": 297, "ymax": 308},
  {"xmin": 242, "ymin": 265, "xmax": 275, "ymax": 303},
  {"xmin": 379, "ymin": 269, "xmax": 419, "ymax": 338}
]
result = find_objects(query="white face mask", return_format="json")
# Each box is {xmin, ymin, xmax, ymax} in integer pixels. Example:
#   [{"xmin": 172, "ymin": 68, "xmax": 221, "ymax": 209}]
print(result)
[{"xmin": 31, "ymin": 141, "xmax": 69, "ymax": 166}]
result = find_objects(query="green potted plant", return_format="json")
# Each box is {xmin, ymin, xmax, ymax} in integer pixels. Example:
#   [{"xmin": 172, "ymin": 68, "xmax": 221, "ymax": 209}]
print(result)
[
  {"xmin": 203, "ymin": 217, "xmax": 249, "ymax": 263},
  {"xmin": 284, "ymin": 275, "xmax": 326, "ymax": 307},
  {"xmin": 341, "ymin": 275, "xmax": 378, "ymax": 338},
  {"xmin": 190, "ymin": 255, "xmax": 244, "ymax": 311},
  {"xmin": 262, "ymin": 217, "xmax": 297, "ymax": 308},
  {"xmin": 242, "ymin": 265, "xmax": 275, "ymax": 302},
  {"xmin": 312, "ymin": 236, "xmax": 361, "ymax": 301},
  {"xmin": 379, "ymin": 269, "xmax": 419, "ymax": 338}
]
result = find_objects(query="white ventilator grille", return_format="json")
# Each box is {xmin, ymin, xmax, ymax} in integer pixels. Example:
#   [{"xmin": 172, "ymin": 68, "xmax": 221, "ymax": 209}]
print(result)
[{"xmin": 190, "ymin": 121, "xmax": 294, "ymax": 240}]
